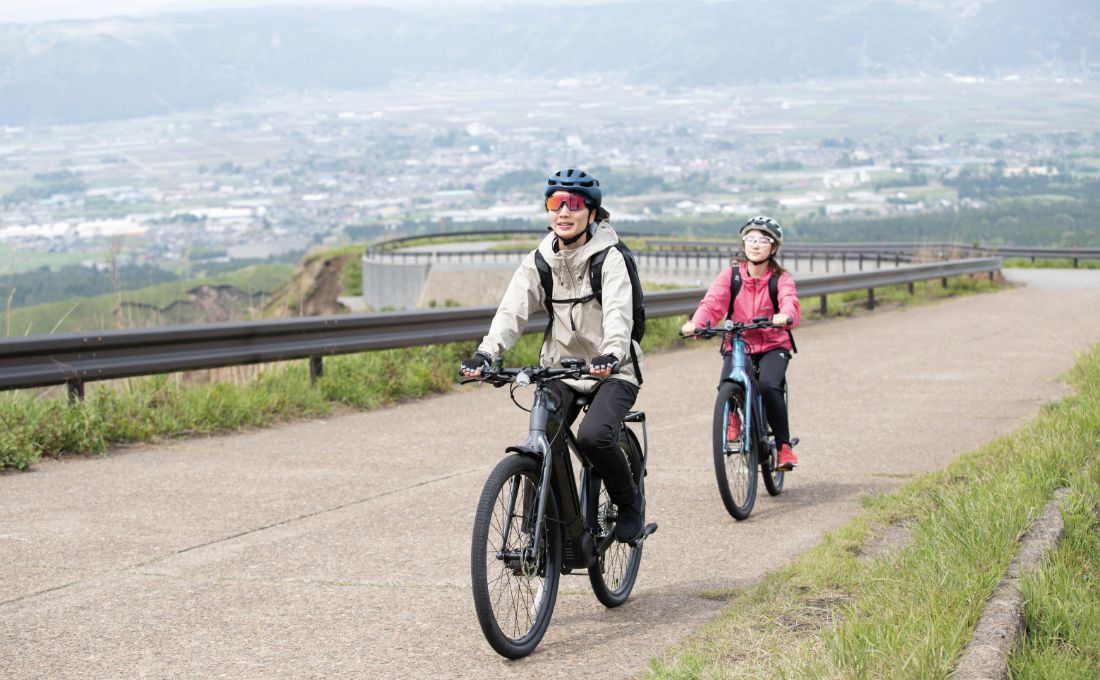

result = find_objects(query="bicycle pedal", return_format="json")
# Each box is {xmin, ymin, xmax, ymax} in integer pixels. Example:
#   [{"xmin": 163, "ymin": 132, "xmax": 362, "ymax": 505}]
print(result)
[
  {"xmin": 627, "ymin": 523, "xmax": 657, "ymax": 547},
  {"xmin": 790, "ymin": 437, "xmax": 800, "ymax": 447}
]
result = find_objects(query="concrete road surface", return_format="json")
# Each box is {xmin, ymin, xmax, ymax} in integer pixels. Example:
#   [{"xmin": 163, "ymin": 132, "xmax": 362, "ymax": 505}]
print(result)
[{"xmin": 3, "ymin": 278, "xmax": 1100, "ymax": 679}]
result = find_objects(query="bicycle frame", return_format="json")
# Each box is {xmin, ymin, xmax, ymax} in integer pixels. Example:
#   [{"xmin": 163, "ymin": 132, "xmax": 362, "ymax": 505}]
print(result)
[
  {"xmin": 721, "ymin": 332, "xmax": 768, "ymax": 455},
  {"xmin": 501, "ymin": 381, "xmax": 648, "ymax": 570}
]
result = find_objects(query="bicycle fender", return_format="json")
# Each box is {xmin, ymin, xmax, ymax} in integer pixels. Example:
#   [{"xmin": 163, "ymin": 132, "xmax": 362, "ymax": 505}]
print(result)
[
  {"xmin": 505, "ymin": 433, "xmax": 550, "ymax": 460},
  {"xmin": 505, "ymin": 444, "xmax": 542, "ymax": 459}
]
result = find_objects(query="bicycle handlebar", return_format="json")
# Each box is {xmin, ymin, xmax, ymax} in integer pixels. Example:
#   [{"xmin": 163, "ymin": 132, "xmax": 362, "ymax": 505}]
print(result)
[
  {"xmin": 460, "ymin": 361, "xmax": 612, "ymax": 387},
  {"xmin": 680, "ymin": 318, "xmax": 787, "ymax": 340}
]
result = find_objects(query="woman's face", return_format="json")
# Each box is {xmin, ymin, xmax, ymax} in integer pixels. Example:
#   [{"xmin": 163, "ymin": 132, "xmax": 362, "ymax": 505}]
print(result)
[
  {"xmin": 742, "ymin": 229, "xmax": 776, "ymax": 262},
  {"xmin": 547, "ymin": 191, "xmax": 593, "ymax": 242}
]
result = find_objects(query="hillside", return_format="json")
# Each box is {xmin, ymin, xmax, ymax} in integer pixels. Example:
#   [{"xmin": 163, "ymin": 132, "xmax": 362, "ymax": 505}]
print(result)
[
  {"xmin": 0, "ymin": 263, "xmax": 292, "ymax": 336},
  {"xmin": 1, "ymin": 0, "xmax": 1097, "ymax": 125}
]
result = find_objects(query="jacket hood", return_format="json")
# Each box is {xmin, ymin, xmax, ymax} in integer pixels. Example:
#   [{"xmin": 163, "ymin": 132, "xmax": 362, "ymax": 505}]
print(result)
[{"xmin": 538, "ymin": 220, "xmax": 618, "ymax": 262}]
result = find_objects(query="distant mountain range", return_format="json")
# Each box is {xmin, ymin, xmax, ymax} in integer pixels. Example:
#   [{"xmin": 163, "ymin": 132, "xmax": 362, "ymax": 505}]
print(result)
[{"xmin": 0, "ymin": 0, "xmax": 1096, "ymax": 126}]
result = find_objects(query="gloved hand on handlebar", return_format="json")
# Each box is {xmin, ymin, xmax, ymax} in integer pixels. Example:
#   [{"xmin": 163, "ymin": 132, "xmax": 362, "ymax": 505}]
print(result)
[
  {"xmin": 589, "ymin": 353, "xmax": 619, "ymax": 377},
  {"xmin": 772, "ymin": 313, "xmax": 791, "ymax": 327},
  {"xmin": 460, "ymin": 352, "xmax": 492, "ymax": 376}
]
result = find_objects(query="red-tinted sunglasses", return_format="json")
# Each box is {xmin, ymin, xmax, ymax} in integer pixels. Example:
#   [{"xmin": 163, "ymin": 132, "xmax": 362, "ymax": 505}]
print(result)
[{"xmin": 545, "ymin": 194, "xmax": 588, "ymax": 212}]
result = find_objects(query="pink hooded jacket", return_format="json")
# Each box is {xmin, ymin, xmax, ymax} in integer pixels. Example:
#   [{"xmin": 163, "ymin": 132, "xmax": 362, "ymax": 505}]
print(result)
[{"xmin": 690, "ymin": 261, "xmax": 801, "ymax": 355}]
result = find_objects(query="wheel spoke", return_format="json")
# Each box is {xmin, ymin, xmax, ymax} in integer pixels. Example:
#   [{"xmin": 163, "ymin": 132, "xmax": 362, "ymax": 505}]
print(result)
[{"xmin": 476, "ymin": 465, "xmax": 550, "ymax": 644}]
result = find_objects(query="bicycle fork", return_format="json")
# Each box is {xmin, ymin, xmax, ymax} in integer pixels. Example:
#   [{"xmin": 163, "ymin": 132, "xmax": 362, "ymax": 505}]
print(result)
[{"xmin": 496, "ymin": 387, "xmax": 557, "ymax": 571}]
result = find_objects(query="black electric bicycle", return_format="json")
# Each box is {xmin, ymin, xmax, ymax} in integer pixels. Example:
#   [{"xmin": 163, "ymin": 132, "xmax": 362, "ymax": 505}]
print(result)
[
  {"xmin": 464, "ymin": 360, "xmax": 657, "ymax": 659},
  {"xmin": 682, "ymin": 319, "xmax": 797, "ymax": 520}
]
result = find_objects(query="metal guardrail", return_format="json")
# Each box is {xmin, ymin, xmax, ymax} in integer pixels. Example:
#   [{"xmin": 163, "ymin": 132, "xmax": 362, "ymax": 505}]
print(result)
[
  {"xmin": 644, "ymin": 239, "xmax": 961, "ymax": 255},
  {"xmin": 0, "ymin": 257, "xmax": 1001, "ymax": 397},
  {"xmin": 648, "ymin": 239, "xmax": 1100, "ymax": 267}
]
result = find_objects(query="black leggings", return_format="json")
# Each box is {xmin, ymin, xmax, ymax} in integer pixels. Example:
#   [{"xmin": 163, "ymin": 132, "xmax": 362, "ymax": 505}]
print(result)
[
  {"xmin": 720, "ymin": 348, "xmax": 792, "ymax": 447},
  {"xmin": 544, "ymin": 379, "xmax": 639, "ymax": 507}
]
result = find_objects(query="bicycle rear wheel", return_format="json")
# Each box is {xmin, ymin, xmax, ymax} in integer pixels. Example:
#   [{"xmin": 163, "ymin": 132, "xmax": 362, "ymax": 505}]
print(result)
[
  {"xmin": 588, "ymin": 427, "xmax": 644, "ymax": 607},
  {"xmin": 763, "ymin": 383, "xmax": 788, "ymax": 496},
  {"xmin": 471, "ymin": 454, "xmax": 562, "ymax": 659},
  {"xmin": 762, "ymin": 440, "xmax": 785, "ymax": 496},
  {"xmin": 713, "ymin": 382, "xmax": 758, "ymax": 520}
]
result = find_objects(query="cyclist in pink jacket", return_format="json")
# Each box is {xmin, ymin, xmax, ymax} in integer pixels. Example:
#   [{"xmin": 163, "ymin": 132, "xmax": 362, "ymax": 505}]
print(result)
[{"xmin": 681, "ymin": 216, "xmax": 802, "ymax": 470}]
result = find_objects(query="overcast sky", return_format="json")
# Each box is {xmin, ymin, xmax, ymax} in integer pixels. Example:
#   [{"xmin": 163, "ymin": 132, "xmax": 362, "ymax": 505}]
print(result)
[{"xmin": 0, "ymin": 0, "xmax": 655, "ymax": 23}]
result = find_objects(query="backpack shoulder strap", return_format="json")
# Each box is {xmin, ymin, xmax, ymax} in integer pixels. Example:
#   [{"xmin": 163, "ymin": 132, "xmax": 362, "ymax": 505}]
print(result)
[
  {"xmin": 587, "ymin": 245, "xmax": 614, "ymax": 304},
  {"xmin": 769, "ymin": 273, "xmax": 798, "ymax": 354},
  {"xmin": 533, "ymin": 249, "xmax": 555, "ymax": 341},
  {"xmin": 533, "ymin": 250, "xmax": 554, "ymax": 313},
  {"xmin": 589, "ymin": 242, "xmax": 645, "ymax": 384},
  {"xmin": 726, "ymin": 265, "xmax": 742, "ymax": 321}
]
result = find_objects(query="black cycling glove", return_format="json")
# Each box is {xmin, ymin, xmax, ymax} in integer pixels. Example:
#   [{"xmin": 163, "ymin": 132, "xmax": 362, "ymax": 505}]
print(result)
[
  {"xmin": 460, "ymin": 352, "xmax": 492, "ymax": 374},
  {"xmin": 591, "ymin": 354, "xmax": 620, "ymax": 372}
]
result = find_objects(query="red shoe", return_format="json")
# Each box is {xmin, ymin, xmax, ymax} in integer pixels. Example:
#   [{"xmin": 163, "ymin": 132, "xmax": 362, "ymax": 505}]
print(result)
[
  {"xmin": 726, "ymin": 413, "xmax": 741, "ymax": 446},
  {"xmin": 776, "ymin": 444, "xmax": 798, "ymax": 471}
]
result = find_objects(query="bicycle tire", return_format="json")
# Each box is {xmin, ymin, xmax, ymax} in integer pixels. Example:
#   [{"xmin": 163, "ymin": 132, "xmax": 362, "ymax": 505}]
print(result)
[
  {"xmin": 761, "ymin": 440, "xmax": 785, "ymax": 496},
  {"xmin": 713, "ymin": 382, "xmax": 758, "ymax": 520},
  {"xmin": 588, "ymin": 427, "xmax": 645, "ymax": 607},
  {"xmin": 762, "ymin": 383, "xmax": 788, "ymax": 496},
  {"xmin": 471, "ymin": 454, "xmax": 562, "ymax": 659}
]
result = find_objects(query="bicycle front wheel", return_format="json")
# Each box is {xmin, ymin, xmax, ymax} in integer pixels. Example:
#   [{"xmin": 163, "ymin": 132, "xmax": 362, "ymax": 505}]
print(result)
[
  {"xmin": 588, "ymin": 427, "xmax": 644, "ymax": 607},
  {"xmin": 713, "ymin": 382, "xmax": 758, "ymax": 520},
  {"xmin": 471, "ymin": 454, "xmax": 562, "ymax": 659}
]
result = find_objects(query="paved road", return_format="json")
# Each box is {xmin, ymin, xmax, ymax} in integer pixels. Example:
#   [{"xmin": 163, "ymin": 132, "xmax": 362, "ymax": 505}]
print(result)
[{"xmin": 4, "ymin": 278, "xmax": 1100, "ymax": 679}]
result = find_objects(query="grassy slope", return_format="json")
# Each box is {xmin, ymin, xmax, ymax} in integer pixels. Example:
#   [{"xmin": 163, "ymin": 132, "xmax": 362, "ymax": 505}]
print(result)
[
  {"xmin": 645, "ymin": 343, "xmax": 1100, "ymax": 679},
  {"xmin": 0, "ymin": 263, "xmax": 293, "ymax": 335}
]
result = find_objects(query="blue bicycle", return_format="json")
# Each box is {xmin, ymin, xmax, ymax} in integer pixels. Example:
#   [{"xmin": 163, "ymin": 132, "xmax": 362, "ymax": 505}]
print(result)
[{"xmin": 682, "ymin": 318, "xmax": 796, "ymax": 520}]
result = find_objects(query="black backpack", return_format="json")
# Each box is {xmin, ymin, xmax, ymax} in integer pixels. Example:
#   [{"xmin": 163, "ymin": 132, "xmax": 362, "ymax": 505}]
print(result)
[
  {"xmin": 533, "ymin": 241, "xmax": 646, "ymax": 382},
  {"xmin": 727, "ymin": 266, "xmax": 798, "ymax": 353}
]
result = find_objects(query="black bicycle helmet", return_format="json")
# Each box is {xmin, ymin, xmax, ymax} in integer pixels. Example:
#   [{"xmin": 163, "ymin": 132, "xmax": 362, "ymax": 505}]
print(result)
[
  {"xmin": 544, "ymin": 168, "xmax": 602, "ymax": 210},
  {"xmin": 740, "ymin": 215, "xmax": 784, "ymax": 248}
]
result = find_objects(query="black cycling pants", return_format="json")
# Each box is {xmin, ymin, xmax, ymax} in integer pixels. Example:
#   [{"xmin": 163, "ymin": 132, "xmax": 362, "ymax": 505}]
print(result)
[
  {"xmin": 720, "ymin": 348, "xmax": 792, "ymax": 447},
  {"xmin": 545, "ymin": 379, "xmax": 640, "ymax": 507}
]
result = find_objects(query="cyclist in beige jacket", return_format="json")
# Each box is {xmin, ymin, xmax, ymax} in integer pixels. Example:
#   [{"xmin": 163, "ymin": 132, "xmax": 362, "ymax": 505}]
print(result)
[{"xmin": 461, "ymin": 168, "xmax": 645, "ymax": 542}]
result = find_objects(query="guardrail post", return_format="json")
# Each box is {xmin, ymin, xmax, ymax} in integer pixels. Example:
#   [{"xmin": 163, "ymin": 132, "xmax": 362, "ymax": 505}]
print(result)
[
  {"xmin": 309, "ymin": 356, "xmax": 324, "ymax": 384},
  {"xmin": 858, "ymin": 253, "xmax": 864, "ymax": 271},
  {"xmin": 867, "ymin": 288, "xmax": 875, "ymax": 310},
  {"xmin": 942, "ymin": 276, "xmax": 949, "ymax": 288},
  {"xmin": 809, "ymin": 252, "xmax": 814, "ymax": 272},
  {"xmin": 876, "ymin": 253, "xmax": 882, "ymax": 269},
  {"xmin": 895, "ymin": 254, "xmax": 900, "ymax": 267},
  {"xmin": 842, "ymin": 253, "xmax": 847, "ymax": 273},
  {"xmin": 819, "ymin": 295, "xmax": 827, "ymax": 316},
  {"xmin": 1074, "ymin": 257, "xmax": 1079, "ymax": 268},
  {"xmin": 825, "ymin": 254, "xmax": 830, "ymax": 273},
  {"xmin": 908, "ymin": 281, "xmax": 915, "ymax": 295},
  {"xmin": 66, "ymin": 379, "xmax": 85, "ymax": 404}
]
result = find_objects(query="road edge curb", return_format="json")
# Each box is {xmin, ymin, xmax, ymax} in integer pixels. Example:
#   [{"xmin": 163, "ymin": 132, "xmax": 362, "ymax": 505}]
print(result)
[{"xmin": 951, "ymin": 487, "xmax": 1070, "ymax": 679}]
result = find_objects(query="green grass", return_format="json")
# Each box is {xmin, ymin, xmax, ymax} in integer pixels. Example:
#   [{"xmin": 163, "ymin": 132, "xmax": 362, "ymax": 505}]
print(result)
[
  {"xmin": 645, "ymin": 342, "xmax": 1100, "ymax": 679},
  {"xmin": 806, "ymin": 273, "xmax": 1006, "ymax": 319},
  {"xmin": 1010, "ymin": 448, "xmax": 1100, "ymax": 678},
  {"xmin": 0, "ymin": 273, "xmax": 1008, "ymax": 470}
]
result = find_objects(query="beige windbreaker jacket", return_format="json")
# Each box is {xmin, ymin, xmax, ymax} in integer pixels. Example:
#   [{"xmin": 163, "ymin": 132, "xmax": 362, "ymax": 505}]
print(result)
[{"xmin": 476, "ymin": 221, "xmax": 642, "ymax": 392}]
